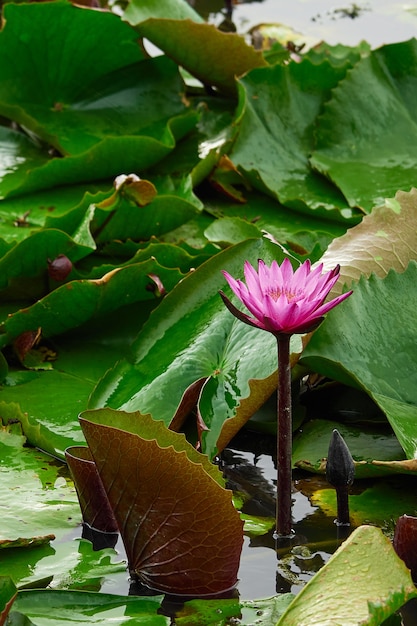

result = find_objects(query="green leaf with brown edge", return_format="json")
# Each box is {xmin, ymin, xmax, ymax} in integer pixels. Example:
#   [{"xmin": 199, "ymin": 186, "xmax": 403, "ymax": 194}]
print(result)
[
  {"xmin": 0, "ymin": 182, "xmax": 105, "ymax": 245},
  {"xmin": 276, "ymin": 525, "xmax": 417, "ymax": 626},
  {"xmin": 79, "ymin": 409, "xmax": 243, "ymax": 596},
  {"xmin": 89, "ymin": 237, "xmax": 303, "ymax": 459},
  {"xmin": 311, "ymin": 40, "xmax": 417, "ymax": 212},
  {"xmin": 0, "ymin": 312, "xmax": 146, "ymax": 458},
  {"xmin": 203, "ymin": 189, "xmax": 351, "ymax": 257},
  {"xmin": 0, "ymin": 577, "xmax": 17, "ymax": 626},
  {"xmin": 0, "ymin": 260, "xmax": 184, "ymax": 347},
  {"xmin": 318, "ymin": 188, "xmax": 417, "ymax": 298},
  {"xmin": 127, "ymin": 14, "xmax": 266, "ymax": 95}
]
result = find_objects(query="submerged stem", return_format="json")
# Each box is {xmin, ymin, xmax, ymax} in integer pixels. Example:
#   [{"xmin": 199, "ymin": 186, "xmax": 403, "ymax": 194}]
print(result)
[{"xmin": 276, "ymin": 334, "xmax": 293, "ymax": 537}]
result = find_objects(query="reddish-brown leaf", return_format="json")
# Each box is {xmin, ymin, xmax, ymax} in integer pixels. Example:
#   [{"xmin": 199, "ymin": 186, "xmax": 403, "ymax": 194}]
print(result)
[
  {"xmin": 79, "ymin": 409, "xmax": 243, "ymax": 596},
  {"xmin": 65, "ymin": 446, "xmax": 118, "ymax": 533}
]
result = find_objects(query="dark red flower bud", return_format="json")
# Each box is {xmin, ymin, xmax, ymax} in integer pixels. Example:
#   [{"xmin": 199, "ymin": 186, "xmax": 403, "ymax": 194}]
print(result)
[{"xmin": 48, "ymin": 254, "xmax": 73, "ymax": 281}]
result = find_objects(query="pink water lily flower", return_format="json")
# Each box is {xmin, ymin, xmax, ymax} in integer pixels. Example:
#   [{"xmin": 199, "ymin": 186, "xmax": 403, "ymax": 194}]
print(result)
[{"xmin": 220, "ymin": 258, "xmax": 352, "ymax": 336}]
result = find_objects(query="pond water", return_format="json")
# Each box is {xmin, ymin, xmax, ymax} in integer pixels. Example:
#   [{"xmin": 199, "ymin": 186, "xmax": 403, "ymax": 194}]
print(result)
[{"xmin": 191, "ymin": 0, "xmax": 417, "ymax": 48}]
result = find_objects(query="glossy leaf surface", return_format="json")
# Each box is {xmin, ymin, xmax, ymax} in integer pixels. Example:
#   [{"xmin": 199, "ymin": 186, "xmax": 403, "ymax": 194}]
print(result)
[
  {"xmin": 0, "ymin": 430, "xmax": 79, "ymax": 544},
  {"xmin": 80, "ymin": 409, "xmax": 243, "ymax": 596},
  {"xmin": 0, "ymin": 3, "xmax": 195, "ymax": 196},
  {"xmin": 312, "ymin": 40, "xmax": 417, "ymax": 211},
  {"xmin": 229, "ymin": 61, "xmax": 357, "ymax": 218},
  {"xmin": 292, "ymin": 419, "xmax": 408, "ymax": 478}
]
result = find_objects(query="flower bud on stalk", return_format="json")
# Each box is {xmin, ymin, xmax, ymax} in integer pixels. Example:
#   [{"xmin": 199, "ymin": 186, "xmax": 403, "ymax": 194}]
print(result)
[{"xmin": 326, "ymin": 429, "xmax": 355, "ymax": 526}]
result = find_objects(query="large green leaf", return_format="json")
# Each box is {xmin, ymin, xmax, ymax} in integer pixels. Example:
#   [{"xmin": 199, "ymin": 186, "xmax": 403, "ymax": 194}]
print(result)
[
  {"xmin": 0, "ymin": 184, "xmax": 104, "ymax": 244},
  {"xmin": 0, "ymin": 317, "xmax": 144, "ymax": 457},
  {"xmin": 229, "ymin": 60, "xmax": 359, "ymax": 218},
  {"xmin": 277, "ymin": 525, "xmax": 417, "ymax": 625},
  {"xmin": 89, "ymin": 237, "xmax": 303, "ymax": 458},
  {"xmin": 301, "ymin": 263, "xmax": 417, "ymax": 460},
  {"xmin": 79, "ymin": 409, "xmax": 243, "ymax": 596},
  {"xmin": 0, "ymin": 3, "xmax": 196, "ymax": 196},
  {"xmin": 312, "ymin": 482, "xmax": 417, "ymax": 526},
  {"xmin": 311, "ymin": 40, "xmax": 417, "ymax": 212}
]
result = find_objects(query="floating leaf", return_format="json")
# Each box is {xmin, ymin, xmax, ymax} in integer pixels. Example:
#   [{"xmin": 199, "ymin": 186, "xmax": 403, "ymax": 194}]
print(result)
[
  {"xmin": 277, "ymin": 525, "xmax": 417, "ymax": 625},
  {"xmin": 312, "ymin": 482, "xmax": 417, "ymax": 527},
  {"xmin": 0, "ymin": 259, "xmax": 184, "ymax": 347},
  {"xmin": 79, "ymin": 409, "xmax": 243, "ymax": 596},
  {"xmin": 0, "ymin": 3, "xmax": 196, "ymax": 196},
  {"xmin": 0, "ymin": 432, "xmax": 79, "ymax": 544},
  {"xmin": 7, "ymin": 590, "xmax": 167, "ymax": 626}
]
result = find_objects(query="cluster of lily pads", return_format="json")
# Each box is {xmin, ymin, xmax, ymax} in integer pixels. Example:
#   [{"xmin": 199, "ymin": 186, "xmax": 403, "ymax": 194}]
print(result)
[{"xmin": 1, "ymin": 0, "xmax": 417, "ymax": 624}]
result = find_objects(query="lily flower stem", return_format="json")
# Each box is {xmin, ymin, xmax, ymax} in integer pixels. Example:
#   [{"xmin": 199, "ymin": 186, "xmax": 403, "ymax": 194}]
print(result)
[{"xmin": 276, "ymin": 334, "xmax": 293, "ymax": 537}]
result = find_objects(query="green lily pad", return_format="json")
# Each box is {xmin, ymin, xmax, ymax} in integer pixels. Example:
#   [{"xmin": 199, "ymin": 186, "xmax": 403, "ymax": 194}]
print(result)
[
  {"xmin": 292, "ymin": 419, "xmax": 408, "ymax": 478},
  {"xmin": 277, "ymin": 525, "xmax": 417, "ymax": 626},
  {"xmin": 312, "ymin": 482, "xmax": 417, "ymax": 527},
  {"xmin": 301, "ymin": 263, "xmax": 417, "ymax": 461},
  {"xmin": 0, "ymin": 433, "xmax": 79, "ymax": 543},
  {"xmin": 311, "ymin": 40, "xmax": 417, "ymax": 212},
  {"xmin": 175, "ymin": 595, "xmax": 294, "ymax": 625},
  {"xmin": 204, "ymin": 189, "xmax": 351, "ymax": 257},
  {"xmin": 0, "ymin": 259, "xmax": 184, "ymax": 347},
  {"xmin": 0, "ymin": 2, "xmax": 196, "ymax": 196},
  {"xmin": 229, "ymin": 59, "xmax": 359, "ymax": 218}
]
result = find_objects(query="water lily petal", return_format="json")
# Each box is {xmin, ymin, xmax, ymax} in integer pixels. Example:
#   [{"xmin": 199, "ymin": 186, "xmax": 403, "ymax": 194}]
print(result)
[{"xmin": 221, "ymin": 259, "xmax": 352, "ymax": 336}]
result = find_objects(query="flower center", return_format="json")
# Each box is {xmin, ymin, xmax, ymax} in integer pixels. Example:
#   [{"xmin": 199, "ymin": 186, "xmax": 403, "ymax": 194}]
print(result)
[{"xmin": 267, "ymin": 287, "xmax": 303, "ymax": 302}]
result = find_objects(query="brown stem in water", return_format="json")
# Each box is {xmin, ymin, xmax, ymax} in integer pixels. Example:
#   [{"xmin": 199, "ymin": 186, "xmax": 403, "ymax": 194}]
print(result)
[{"xmin": 276, "ymin": 334, "xmax": 293, "ymax": 537}]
